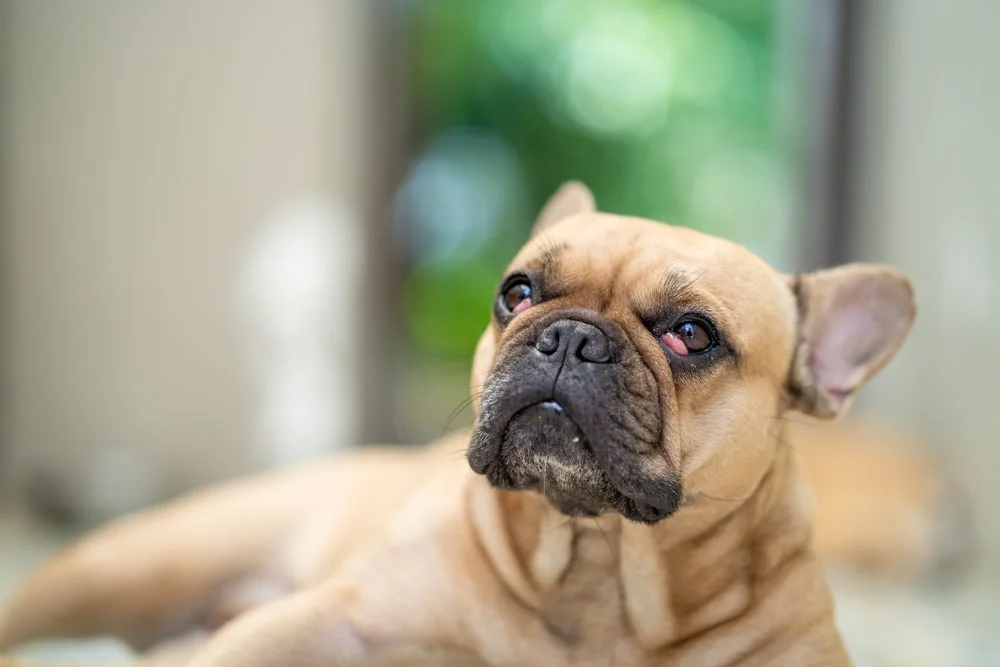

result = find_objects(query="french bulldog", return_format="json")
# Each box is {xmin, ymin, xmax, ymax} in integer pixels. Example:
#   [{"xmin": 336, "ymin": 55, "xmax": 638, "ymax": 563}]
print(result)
[{"xmin": 0, "ymin": 182, "xmax": 917, "ymax": 666}]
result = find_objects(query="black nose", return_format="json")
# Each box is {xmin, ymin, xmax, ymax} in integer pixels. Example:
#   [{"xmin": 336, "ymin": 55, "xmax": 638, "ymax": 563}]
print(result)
[{"xmin": 535, "ymin": 319, "xmax": 611, "ymax": 364}]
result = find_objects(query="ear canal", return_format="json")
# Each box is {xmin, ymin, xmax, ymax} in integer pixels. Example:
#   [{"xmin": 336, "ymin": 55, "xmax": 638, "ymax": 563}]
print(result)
[
  {"xmin": 788, "ymin": 264, "xmax": 916, "ymax": 419},
  {"xmin": 532, "ymin": 181, "xmax": 596, "ymax": 236}
]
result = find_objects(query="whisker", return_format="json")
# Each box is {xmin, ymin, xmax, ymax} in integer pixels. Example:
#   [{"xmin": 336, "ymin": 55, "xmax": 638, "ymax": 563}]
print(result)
[
  {"xmin": 442, "ymin": 392, "xmax": 483, "ymax": 434},
  {"xmin": 694, "ymin": 490, "xmax": 753, "ymax": 504},
  {"xmin": 440, "ymin": 447, "xmax": 470, "ymax": 461},
  {"xmin": 765, "ymin": 418, "xmax": 804, "ymax": 455}
]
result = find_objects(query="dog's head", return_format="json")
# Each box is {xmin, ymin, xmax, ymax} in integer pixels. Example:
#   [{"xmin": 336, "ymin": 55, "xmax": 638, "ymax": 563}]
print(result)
[{"xmin": 467, "ymin": 182, "xmax": 915, "ymax": 524}]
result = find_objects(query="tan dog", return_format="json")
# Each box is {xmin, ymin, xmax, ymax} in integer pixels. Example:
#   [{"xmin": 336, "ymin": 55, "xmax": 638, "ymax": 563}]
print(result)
[
  {"xmin": 792, "ymin": 418, "xmax": 971, "ymax": 580},
  {"xmin": 0, "ymin": 183, "xmax": 917, "ymax": 666}
]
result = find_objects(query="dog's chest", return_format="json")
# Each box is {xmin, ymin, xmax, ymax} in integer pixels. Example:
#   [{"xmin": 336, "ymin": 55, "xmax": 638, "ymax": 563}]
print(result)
[
  {"xmin": 536, "ymin": 529, "xmax": 637, "ymax": 660},
  {"xmin": 532, "ymin": 526, "xmax": 755, "ymax": 667}
]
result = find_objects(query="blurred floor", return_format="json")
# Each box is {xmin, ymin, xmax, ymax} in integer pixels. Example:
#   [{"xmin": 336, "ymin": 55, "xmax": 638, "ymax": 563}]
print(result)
[
  {"xmin": 2, "ymin": 509, "xmax": 998, "ymax": 666},
  {"xmin": 828, "ymin": 567, "xmax": 1000, "ymax": 667}
]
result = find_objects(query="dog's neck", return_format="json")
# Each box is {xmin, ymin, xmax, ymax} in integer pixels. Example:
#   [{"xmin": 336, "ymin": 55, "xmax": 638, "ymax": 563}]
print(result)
[{"xmin": 468, "ymin": 440, "xmax": 831, "ymax": 657}]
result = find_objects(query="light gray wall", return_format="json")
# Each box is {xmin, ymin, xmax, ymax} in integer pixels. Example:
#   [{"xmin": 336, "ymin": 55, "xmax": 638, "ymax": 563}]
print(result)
[
  {"xmin": 852, "ymin": 0, "xmax": 1000, "ymax": 552},
  {"xmin": 0, "ymin": 0, "xmax": 370, "ymax": 519}
]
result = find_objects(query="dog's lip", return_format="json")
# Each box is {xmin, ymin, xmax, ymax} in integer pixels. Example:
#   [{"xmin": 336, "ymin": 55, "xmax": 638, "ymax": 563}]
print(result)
[
  {"xmin": 469, "ymin": 399, "xmax": 582, "ymax": 476},
  {"xmin": 508, "ymin": 399, "xmax": 576, "ymax": 431}
]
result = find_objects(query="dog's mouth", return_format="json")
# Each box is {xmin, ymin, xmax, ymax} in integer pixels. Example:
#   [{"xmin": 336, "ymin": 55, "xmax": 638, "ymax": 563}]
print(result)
[
  {"xmin": 483, "ymin": 401, "xmax": 608, "ymax": 517},
  {"xmin": 472, "ymin": 398, "xmax": 681, "ymax": 524}
]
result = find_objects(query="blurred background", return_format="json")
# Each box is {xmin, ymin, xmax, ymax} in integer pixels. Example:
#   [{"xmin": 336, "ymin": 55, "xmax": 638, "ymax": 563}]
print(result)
[{"xmin": 0, "ymin": 1, "xmax": 998, "ymax": 665}]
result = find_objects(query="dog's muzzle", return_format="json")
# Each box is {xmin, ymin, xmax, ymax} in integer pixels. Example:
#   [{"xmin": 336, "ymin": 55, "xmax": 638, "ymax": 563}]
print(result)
[{"xmin": 468, "ymin": 310, "xmax": 682, "ymax": 524}]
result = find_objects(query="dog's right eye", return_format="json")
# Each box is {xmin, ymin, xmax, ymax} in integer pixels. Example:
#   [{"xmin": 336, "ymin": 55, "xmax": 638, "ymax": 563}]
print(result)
[{"xmin": 500, "ymin": 277, "xmax": 533, "ymax": 315}]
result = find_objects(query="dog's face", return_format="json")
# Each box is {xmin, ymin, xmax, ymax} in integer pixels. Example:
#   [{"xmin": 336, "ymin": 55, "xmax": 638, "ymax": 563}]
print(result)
[{"xmin": 468, "ymin": 183, "xmax": 915, "ymax": 524}]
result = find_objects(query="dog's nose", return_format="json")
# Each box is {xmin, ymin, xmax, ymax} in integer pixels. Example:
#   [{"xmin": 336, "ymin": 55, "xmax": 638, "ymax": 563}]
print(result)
[{"xmin": 536, "ymin": 319, "xmax": 611, "ymax": 364}]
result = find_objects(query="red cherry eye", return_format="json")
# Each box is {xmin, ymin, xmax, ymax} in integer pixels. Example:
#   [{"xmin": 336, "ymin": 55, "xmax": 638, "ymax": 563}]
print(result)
[
  {"xmin": 501, "ymin": 279, "xmax": 533, "ymax": 314},
  {"xmin": 660, "ymin": 319, "xmax": 715, "ymax": 356}
]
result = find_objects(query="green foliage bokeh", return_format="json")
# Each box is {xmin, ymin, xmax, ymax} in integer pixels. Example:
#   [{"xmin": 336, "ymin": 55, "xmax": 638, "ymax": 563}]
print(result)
[{"xmin": 402, "ymin": 0, "xmax": 794, "ymax": 360}]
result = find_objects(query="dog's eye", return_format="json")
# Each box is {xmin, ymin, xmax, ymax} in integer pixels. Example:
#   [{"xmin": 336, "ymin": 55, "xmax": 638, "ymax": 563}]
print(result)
[
  {"xmin": 661, "ymin": 319, "xmax": 715, "ymax": 356},
  {"xmin": 501, "ymin": 278, "xmax": 533, "ymax": 315}
]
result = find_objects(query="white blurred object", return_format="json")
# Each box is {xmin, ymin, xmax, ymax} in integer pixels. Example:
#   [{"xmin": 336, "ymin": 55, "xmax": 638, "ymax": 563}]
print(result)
[{"xmin": 237, "ymin": 200, "xmax": 362, "ymax": 466}]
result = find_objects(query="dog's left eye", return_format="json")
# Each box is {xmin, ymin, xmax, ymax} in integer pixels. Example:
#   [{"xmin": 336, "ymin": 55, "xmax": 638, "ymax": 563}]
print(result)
[{"xmin": 660, "ymin": 319, "xmax": 715, "ymax": 356}]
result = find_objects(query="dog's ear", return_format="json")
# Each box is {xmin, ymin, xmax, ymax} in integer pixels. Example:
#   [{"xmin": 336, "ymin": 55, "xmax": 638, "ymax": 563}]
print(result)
[
  {"xmin": 788, "ymin": 264, "xmax": 915, "ymax": 419},
  {"xmin": 532, "ymin": 181, "xmax": 596, "ymax": 236}
]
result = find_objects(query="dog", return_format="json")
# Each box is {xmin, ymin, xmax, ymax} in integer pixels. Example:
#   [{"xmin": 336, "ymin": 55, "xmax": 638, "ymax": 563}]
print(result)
[
  {"xmin": 0, "ymin": 182, "xmax": 917, "ymax": 666},
  {"xmin": 792, "ymin": 417, "xmax": 971, "ymax": 581}
]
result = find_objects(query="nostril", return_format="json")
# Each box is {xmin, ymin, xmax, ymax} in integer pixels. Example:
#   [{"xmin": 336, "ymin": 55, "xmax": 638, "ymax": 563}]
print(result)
[
  {"xmin": 578, "ymin": 333, "xmax": 611, "ymax": 363},
  {"xmin": 536, "ymin": 327, "xmax": 560, "ymax": 355}
]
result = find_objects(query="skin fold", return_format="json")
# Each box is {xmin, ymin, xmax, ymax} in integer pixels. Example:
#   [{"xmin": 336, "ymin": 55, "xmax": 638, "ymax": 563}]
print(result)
[{"xmin": 0, "ymin": 182, "xmax": 924, "ymax": 667}]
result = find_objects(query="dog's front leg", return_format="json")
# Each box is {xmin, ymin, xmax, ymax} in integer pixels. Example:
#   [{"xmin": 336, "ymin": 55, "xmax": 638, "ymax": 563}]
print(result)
[
  {"xmin": 184, "ymin": 584, "xmax": 380, "ymax": 667},
  {"xmin": 183, "ymin": 582, "xmax": 482, "ymax": 667}
]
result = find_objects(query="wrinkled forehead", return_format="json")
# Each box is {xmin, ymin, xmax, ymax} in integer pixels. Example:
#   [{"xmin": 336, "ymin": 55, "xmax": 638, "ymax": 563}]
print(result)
[{"xmin": 510, "ymin": 214, "xmax": 796, "ymax": 354}]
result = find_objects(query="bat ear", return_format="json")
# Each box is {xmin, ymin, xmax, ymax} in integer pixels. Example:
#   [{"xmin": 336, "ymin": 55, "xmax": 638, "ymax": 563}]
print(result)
[
  {"xmin": 787, "ymin": 264, "xmax": 916, "ymax": 419},
  {"xmin": 532, "ymin": 181, "xmax": 596, "ymax": 236}
]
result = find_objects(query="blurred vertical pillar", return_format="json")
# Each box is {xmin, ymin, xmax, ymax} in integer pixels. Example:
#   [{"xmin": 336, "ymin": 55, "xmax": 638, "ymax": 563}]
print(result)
[
  {"xmin": 357, "ymin": 0, "xmax": 408, "ymax": 446},
  {"xmin": 780, "ymin": 0, "xmax": 859, "ymax": 272},
  {"xmin": 0, "ymin": 0, "xmax": 377, "ymax": 519},
  {"xmin": 849, "ymin": 0, "xmax": 1000, "ymax": 554}
]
